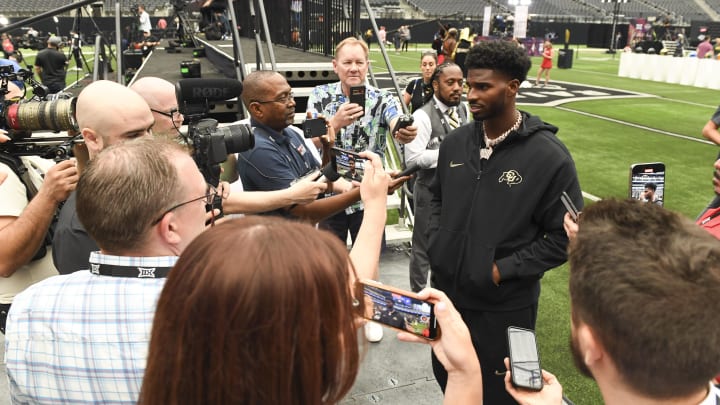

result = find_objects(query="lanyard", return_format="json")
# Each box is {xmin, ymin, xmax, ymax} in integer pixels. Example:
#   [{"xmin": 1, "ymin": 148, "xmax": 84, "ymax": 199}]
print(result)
[
  {"xmin": 431, "ymin": 99, "xmax": 456, "ymax": 134},
  {"xmin": 90, "ymin": 263, "xmax": 171, "ymax": 278}
]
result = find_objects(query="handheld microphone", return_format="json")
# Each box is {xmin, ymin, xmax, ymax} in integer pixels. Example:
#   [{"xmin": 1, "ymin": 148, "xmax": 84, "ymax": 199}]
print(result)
[
  {"xmin": 176, "ymin": 78, "xmax": 243, "ymax": 115},
  {"xmin": 316, "ymin": 163, "xmax": 341, "ymax": 183},
  {"xmin": 394, "ymin": 161, "xmax": 421, "ymax": 178}
]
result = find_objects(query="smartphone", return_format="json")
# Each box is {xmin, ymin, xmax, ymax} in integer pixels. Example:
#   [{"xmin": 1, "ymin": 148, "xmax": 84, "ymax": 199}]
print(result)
[
  {"xmin": 507, "ymin": 326, "xmax": 543, "ymax": 391},
  {"xmin": 359, "ymin": 279, "xmax": 439, "ymax": 340},
  {"xmin": 560, "ymin": 191, "xmax": 580, "ymax": 222},
  {"xmin": 303, "ymin": 118, "xmax": 327, "ymax": 138},
  {"xmin": 392, "ymin": 114, "xmax": 414, "ymax": 135},
  {"xmin": 332, "ymin": 147, "xmax": 365, "ymax": 181},
  {"xmin": 349, "ymin": 85, "xmax": 365, "ymax": 108},
  {"xmin": 629, "ymin": 162, "xmax": 665, "ymax": 207}
]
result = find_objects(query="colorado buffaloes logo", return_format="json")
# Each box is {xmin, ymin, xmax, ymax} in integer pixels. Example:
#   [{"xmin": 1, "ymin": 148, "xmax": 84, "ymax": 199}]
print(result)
[
  {"xmin": 137, "ymin": 267, "xmax": 157, "ymax": 278},
  {"xmin": 499, "ymin": 170, "xmax": 522, "ymax": 187}
]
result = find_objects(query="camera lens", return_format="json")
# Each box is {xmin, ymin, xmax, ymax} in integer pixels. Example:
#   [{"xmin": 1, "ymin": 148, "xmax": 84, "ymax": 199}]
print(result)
[
  {"xmin": 217, "ymin": 123, "xmax": 254, "ymax": 154},
  {"xmin": 3, "ymin": 98, "xmax": 78, "ymax": 132}
]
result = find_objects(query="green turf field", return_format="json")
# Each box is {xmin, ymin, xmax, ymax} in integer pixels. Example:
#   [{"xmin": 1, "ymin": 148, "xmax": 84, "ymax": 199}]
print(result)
[{"xmin": 375, "ymin": 45, "xmax": 718, "ymax": 404}]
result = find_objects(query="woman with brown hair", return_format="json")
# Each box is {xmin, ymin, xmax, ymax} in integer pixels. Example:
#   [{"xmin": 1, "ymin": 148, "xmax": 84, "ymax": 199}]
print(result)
[
  {"xmin": 403, "ymin": 50, "xmax": 438, "ymax": 112},
  {"xmin": 139, "ymin": 153, "xmax": 483, "ymax": 405}
]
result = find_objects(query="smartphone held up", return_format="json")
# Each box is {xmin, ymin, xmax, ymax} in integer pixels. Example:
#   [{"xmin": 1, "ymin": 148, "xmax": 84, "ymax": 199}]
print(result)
[
  {"xmin": 359, "ymin": 279, "xmax": 439, "ymax": 340},
  {"xmin": 507, "ymin": 326, "xmax": 543, "ymax": 391},
  {"xmin": 629, "ymin": 162, "xmax": 665, "ymax": 206}
]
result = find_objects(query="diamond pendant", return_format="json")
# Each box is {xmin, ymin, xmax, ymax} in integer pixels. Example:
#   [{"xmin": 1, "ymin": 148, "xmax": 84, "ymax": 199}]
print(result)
[{"xmin": 480, "ymin": 147, "xmax": 493, "ymax": 160}]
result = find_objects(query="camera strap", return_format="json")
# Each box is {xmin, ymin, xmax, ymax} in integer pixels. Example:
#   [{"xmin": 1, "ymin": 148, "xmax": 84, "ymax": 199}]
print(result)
[
  {"xmin": 89, "ymin": 263, "xmax": 172, "ymax": 279},
  {"xmin": 0, "ymin": 153, "xmax": 39, "ymax": 201}
]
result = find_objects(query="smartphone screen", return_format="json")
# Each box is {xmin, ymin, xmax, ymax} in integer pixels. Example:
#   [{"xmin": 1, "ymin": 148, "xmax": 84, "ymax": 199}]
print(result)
[
  {"xmin": 507, "ymin": 326, "xmax": 543, "ymax": 391},
  {"xmin": 361, "ymin": 281, "xmax": 439, "ymax": 340},
  {"xmin": 332, "ymin": 147, "xmax": 365, "ymax": 181},
  {"xmin": 629, "ymin": 162, "xmax": 665, "ymax": 207}
]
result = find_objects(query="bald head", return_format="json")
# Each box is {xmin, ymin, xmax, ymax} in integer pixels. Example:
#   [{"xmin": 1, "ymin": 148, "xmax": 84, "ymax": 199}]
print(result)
[
  {"xmin": 130, "ymin": 77, "xmax": 184, "ymax": 140},
  {"xmin": 77, "ymin": 80, "xmax": 154, "ymax": 158},
  {"xmin": 241, "ymin": 70, "xmax": 283, "ymax": 108}
]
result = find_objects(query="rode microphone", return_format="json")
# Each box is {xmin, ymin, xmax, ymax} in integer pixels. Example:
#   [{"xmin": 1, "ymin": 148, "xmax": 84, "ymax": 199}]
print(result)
[
  {"xmin": 176, "ymin": 78, "xmax": 243, "ymax": 116},
  {"xmin": 394, "ymin": 161, "xmax": 421, "ymax": 178}
]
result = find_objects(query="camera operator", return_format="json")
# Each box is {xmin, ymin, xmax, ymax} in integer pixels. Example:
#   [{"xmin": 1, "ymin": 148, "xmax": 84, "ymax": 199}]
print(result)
[
  {"xmin": 0, "ymin": 81, "xmax": 79, "ymax": 334},
  {"xmin": 69, "ymin": 30, "xmax": 82, "ymax": 70},
  {"xmin": 138, "ymin": 30, "xmax": 161, "ymax": 57},
  {"xmin": 34, "ymin": 36, "xmax": 68, "ymax": 95},
  {"xmin": 138, "ymin": 4, "xmax": 152, "ymax": 34},
  {"xmin": 52, "ymin": 80, "xmax": 155, "ymax": 274}
]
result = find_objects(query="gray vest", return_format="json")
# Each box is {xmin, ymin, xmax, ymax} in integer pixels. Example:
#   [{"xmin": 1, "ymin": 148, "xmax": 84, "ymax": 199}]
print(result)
[{"xmin": 415, "ymin": 100, "xmax": 468, "ymax": 186}]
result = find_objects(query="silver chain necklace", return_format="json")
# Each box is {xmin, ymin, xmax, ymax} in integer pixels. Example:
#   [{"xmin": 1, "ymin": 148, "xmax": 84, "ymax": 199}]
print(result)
[{"xmin": 480, "ymin": 111, "xmax": 522, "ymax": 160}]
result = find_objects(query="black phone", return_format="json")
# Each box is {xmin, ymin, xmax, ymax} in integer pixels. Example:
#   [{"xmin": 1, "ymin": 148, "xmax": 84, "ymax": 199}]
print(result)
[
  {"xmin": 507, "ymin": 326, "xmax": 543, "ymax": 391},
  {"xmin": 392, "ymin": 114, "xmax": 414, "ymax": 134},
  {"xmin": 359, "ymin": 279, "xmax": 440, "ymax": 340},
  {"xmin": 629, "ymin": 162, "xmax": 665, "ymax": 207},
  {"xmin": 560, "ymin": 191, "xmax": 580, "ymax": 222},
  {"xmin": 331, "ymin": 147, "xmax": 365, "ymax": 181},
  {"xmin": 303, "ymin": 118, "xmax": 327, "ymax": 138},
  {"xmin": 349, "ymin": 85, "xmax": 365, "ymax": 108}
]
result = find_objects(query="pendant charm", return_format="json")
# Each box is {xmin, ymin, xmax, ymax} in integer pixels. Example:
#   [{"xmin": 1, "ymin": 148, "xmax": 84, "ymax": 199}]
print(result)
[{"xmin": 480, "ymin": 147, "xmax": 492, "ymax": 160}]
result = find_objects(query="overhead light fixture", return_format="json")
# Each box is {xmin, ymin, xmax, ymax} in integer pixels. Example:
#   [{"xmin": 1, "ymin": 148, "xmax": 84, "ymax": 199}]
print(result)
[
  {"xmin": 53, "ymin": 16, "xmax": 59, "ymax": 23},
  {"xmin": 0, "ymin": 15, "xmax": 8, "ymax": 26}
]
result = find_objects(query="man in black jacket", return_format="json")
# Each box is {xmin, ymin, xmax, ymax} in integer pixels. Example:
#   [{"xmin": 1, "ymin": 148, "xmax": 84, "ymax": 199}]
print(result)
[{"xmin": 427, "ymin": 40, "xmax": 583, "ymax": 405}]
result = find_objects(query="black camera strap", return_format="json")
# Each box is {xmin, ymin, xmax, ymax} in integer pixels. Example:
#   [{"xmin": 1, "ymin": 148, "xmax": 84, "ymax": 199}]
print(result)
[
  {"xmin": 90, "ymin": 263, "xmax": 172, "ymax": 279},
  {"xmin": 0, "ymin": 152, "xmax": 39, "ymax": 201}
]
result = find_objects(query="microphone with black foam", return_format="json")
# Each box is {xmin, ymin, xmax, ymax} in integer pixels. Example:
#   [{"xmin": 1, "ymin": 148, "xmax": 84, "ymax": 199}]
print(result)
[
  {"xmin": 393, "ymin": 161, "xmax": 421, "ymax": 178},
  {"xmin": 176, "ymin": 78, "xmax": 243, "ymax": 116},
  {"xmin": 316, "ymin": 163, "xmax": 341, "ymax": 183}
]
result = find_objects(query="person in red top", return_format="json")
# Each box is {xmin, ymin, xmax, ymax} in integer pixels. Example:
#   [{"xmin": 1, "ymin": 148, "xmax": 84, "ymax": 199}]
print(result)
[{"xmin": 535, "ymin": 40, "xmax": 553, "ymax": 87}]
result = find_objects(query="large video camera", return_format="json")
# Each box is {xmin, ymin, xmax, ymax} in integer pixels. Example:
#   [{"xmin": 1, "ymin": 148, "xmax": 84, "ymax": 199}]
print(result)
[
  {"xmin": 0, "ymin": 65, "xmax": 80, "ymax": 161},
  {"xmin": 175, "ymin": 77, "xmax": 253, "ymax": 190}
]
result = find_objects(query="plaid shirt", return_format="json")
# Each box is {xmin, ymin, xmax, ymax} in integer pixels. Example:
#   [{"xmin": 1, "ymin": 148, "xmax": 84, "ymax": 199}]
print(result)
[{"xmin": 5, "ymin": 252, "xmax": 176, "ymax": 404}]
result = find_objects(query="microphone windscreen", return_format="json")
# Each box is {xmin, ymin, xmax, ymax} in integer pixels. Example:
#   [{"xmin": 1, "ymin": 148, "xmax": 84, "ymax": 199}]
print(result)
[{"xmin": 176, "ymin": 78, "xmax": 243, "ymax": 109}]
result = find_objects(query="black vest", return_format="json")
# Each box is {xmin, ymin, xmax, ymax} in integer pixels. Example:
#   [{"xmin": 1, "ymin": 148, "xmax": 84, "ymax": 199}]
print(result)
[{"xmin": 415, "ymin": 100, "xmax": 468, "ymax": 186}]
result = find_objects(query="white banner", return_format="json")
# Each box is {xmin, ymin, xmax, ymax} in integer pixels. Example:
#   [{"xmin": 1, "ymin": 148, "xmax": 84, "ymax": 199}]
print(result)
[
  {"xmin": 483, "ymin": 6, "xmax": 491, "ymax": 37},
  {"xmin": 514, "ymin": 5, "xmax": 528, "ymax": 39}
]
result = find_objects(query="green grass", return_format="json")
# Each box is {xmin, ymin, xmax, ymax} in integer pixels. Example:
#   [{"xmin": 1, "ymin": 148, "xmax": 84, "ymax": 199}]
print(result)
[{"xmin": 379, "ymin": 45, "xmax": 718, "ymax": 404}]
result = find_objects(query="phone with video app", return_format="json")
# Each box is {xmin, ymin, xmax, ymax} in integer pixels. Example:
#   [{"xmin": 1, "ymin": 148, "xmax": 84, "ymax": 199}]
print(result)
[
  {"xmin": 629, "ymin": 162, "xmax": 665, "ymax": 206},
  {"xmin": 507, "ymin": 326, "xmax": 543, "ymax": 391},
  {"xmin": 332, "ymin": 147, "xmax": 365, "ymax": 181},
  {"xmin": 359, "ymin": 279, "xmax": 439, "ymax": 340}
]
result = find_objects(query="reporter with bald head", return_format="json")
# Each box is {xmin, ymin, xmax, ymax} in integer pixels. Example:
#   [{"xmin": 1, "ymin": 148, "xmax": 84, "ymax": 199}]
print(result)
[{"xmin": 52, "ymin": 80, "xmax": 155, "ymax": 274}]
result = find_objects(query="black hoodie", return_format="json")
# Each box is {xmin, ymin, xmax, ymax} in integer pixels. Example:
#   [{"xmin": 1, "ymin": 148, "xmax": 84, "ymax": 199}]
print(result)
[{"xmin": 427, "ymin": 111, "xmax": 583, "ymax": 311}]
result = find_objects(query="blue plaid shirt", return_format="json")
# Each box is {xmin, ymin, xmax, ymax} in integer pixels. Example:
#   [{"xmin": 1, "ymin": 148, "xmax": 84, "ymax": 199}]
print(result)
[{"xmin": 5, "ymin": 252, "xmax": 176, "ymax": 404}]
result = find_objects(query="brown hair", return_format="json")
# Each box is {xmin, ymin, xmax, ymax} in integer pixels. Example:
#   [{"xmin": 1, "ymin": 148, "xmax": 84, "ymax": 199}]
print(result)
[
  {"xmin": 76, "ymin": 138, "xmax": 185, "ymax": 253},
  {"xmin": 139, "ymin": 216, "xmax": 364, "ymax": 405},
  {"xmin": 569, "ymin": 199, "xmax": 720, "ymax": 398}
]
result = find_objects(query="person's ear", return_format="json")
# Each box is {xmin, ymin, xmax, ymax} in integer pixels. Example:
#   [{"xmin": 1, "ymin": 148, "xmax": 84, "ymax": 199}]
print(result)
[
  {"xmin": 577, "ymin": 323, "xmax": 604, "ymax": 367},
  {"xmin": 81, "ymin": 128, "xmax": 102, "ymax": 157},
  {"xmin": 506, "ymin": 79, "xmax": 520, "ymax": 97},
  {"xmin": 432, "ymin": 79, "xmax": 440, "ymax": 93},
  {"xmin": 156, "ymin": 211, "xmax": 182, "ymax": 248}
]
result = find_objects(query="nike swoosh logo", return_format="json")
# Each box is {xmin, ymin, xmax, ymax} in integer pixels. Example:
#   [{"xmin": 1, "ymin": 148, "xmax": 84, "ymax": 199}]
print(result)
[{"xmin": 449, "ymin": 161, "xmax": 464, "ymax": 168}]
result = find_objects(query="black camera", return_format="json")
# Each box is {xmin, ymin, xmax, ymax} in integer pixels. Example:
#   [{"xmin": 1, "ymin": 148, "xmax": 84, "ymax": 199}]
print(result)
[
  {"xmin": 175, "ymin": 78, "xmax": 252, "ymax": 190},
  {"xmin": 191, "ymin": 118, "xmax": 253, "ymax": 170}
]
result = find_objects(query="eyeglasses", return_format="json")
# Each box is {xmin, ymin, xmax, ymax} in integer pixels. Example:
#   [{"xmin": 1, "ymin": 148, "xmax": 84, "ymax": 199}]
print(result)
[
  {"xmin": 153, "ymin": 183, "xmax": 218, "ymax": 225},
  {"xmin": 150, "ymin": 107, "xmax": 182, "ymax": 120},
  {"xmin": 254, "ymin": 92, "xmax": 295, "ymax": 105}
]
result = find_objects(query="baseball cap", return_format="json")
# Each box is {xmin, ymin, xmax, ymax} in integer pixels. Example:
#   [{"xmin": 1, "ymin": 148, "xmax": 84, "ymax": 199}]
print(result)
[{"xmin": 48, "ymin": 36, "xmax": 62, "ymax": 45}]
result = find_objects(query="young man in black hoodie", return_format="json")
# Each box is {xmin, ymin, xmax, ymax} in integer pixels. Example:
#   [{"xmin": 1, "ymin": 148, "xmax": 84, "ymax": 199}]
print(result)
[{"xmin": 427, "ymin": 40, "xmax": 583, "ymax": 405}]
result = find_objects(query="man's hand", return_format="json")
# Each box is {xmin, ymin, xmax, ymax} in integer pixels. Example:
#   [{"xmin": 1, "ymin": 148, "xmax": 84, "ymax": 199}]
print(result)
[
  {"xmin": 387, "ymin": 170, "xmax": 410, "ymax": 195},
  {"xmin": 37, "ymin": 159, "xmax": 79, "ymax": 204},
  {"xmin": 287, "ymin": 176, "xmax": 327, "ymax": 204},
  {"xmin": 394, "ymin": 123, "xmax": 418, "ymax": 144},
  {"xmin": 331, "ymin": 102, "xmax": 364, "ymax": 130},
  {"xmin": 503, "ymin": 358, "xmax": 564, "ymax": 405},
  {"xmin": 563, "ymin": 212, "xmax": 579, "ymax": 242},
  {"xmin": 0, "ymin": 129, "xmax": 10, "ymax": 143}
]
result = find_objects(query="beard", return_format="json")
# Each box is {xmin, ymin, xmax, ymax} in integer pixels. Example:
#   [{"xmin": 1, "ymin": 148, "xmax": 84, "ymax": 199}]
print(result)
[
  {"xmin": 570, "ymin": 332, "xmax": 595, "ymax": 380},
  {"xmin": 472, "ymin": 96, "xmax": 507, "ymax": 122}
]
